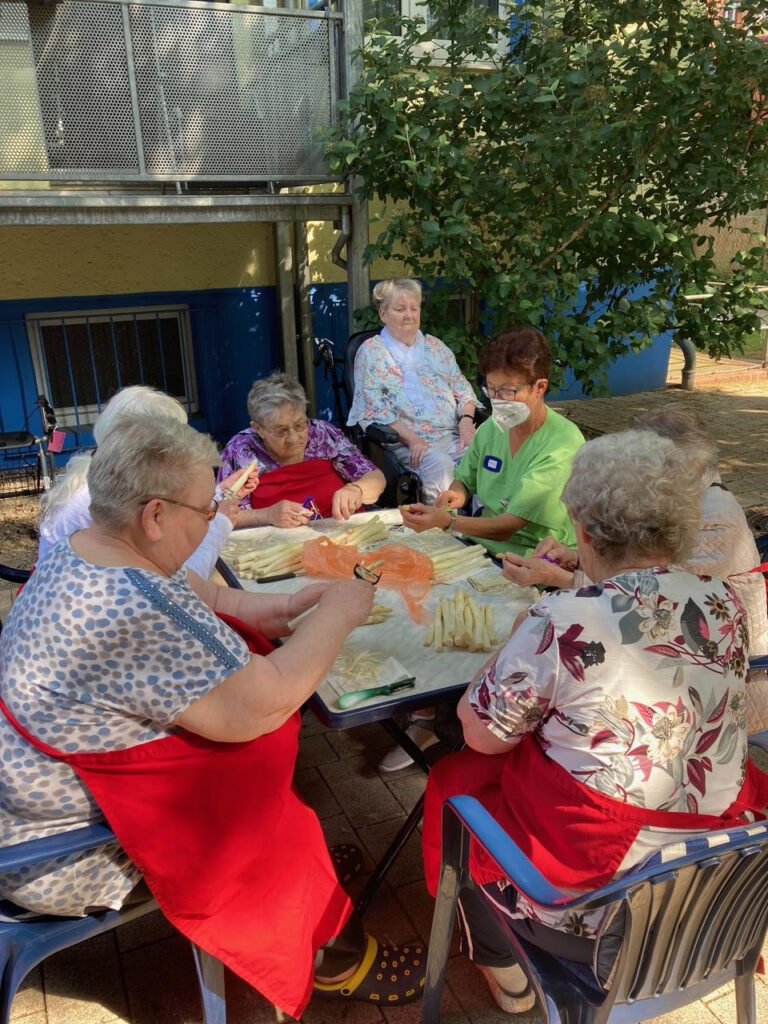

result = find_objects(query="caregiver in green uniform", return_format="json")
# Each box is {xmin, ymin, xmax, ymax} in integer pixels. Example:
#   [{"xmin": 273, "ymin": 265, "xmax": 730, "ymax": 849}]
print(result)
[{"xmin": 401, "ymin": 327, "xmax": 584, "ymax": 556}]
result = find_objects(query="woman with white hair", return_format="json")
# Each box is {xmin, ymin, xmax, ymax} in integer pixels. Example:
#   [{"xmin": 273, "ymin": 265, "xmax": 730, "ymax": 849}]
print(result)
[
  {"xmin": 346, "ymin": 279, "xmax": 479, "ymax": 503},
  {"xmin": 422, "ymin": 431, "xmax": 768, "ymax": 1014},
  {"xmin": 38, "ymin": 385, "xmax": 256, "ymax": 578},
  {"xmin": 219, "ymin": 371, "xmax": 385, "ymax": 527},
  {"xmin": 0, "ymin": 417, "xmax": 425, "ymax": 1015}
]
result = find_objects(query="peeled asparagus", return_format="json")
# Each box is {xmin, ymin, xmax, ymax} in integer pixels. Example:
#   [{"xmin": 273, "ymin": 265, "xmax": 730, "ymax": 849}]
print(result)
[
  {"xmin": 422, "ymin": 589, "xmax": 496, "ymax": 652},
  {"xmin": 428, "ymin": 543, "xmax": 488, "ymax": 583},
  {"xmin": 226, "ymin": 541, "xmax": 305, "ymax": 579},
  {"xmin": 334, "ymin": 515, "xmax": 388, "ymax": 549}
]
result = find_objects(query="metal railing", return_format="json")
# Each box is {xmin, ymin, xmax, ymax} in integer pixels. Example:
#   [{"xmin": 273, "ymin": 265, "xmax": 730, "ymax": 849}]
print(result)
[{"xmin": 0, "ymin": 0, "xmax": 343, "ymax": 184}]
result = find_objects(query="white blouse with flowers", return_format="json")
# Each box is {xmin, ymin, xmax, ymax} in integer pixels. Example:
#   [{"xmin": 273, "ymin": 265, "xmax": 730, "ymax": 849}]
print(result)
[{"xmin": 469, "ymin": 567, "xmax": 750, "ymax": 937}]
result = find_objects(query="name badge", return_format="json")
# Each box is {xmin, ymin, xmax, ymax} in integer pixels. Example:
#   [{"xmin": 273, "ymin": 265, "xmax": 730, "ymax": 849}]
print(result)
[{"xmin": 482, "ymin": 455, "xmax": 503, "ymax": 473}]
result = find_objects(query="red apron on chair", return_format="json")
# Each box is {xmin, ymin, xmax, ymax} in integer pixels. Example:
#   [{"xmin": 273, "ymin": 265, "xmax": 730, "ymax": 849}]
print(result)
[
  {"xmin": 250, "ymin": 460, "xmax": 350, "ymax": 519},
  {"xmin": 0, "ymin": 621, "xmax": 351, "ymax": 1019},
  {"xmin": 422, "ymin": 734, "xmax": 768, "ymax": 897}
]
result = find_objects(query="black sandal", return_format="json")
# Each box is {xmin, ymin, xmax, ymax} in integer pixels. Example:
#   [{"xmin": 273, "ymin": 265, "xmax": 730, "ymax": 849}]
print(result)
[
  {"xmin": 314, "ymin": 933, "xmax": 426, "ymax": 1004},
  {"xmin": 329, "ymin": 842, "xmax": 364, "ymax": 885}
]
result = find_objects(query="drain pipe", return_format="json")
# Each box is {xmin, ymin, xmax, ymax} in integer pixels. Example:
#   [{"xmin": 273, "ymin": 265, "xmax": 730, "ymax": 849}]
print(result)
[
  {"xmin": 331, "ymin": 207, "xmax": 351, "ymax": 271},
  {"xmin": 674, "ymin": 332, "xmax": 697, "ymax": 391}
]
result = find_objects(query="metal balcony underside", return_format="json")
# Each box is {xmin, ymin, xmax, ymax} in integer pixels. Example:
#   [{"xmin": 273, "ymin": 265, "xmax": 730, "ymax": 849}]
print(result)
[{"xmin": 0, "ymin": 0, "xmax": 343, "ymax": 187}]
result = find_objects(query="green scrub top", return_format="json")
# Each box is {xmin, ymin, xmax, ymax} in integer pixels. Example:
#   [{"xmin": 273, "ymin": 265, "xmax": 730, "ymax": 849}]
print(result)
[{"xmin": 454, "ymin": 408, "xmax": 585, "ymax": 556}]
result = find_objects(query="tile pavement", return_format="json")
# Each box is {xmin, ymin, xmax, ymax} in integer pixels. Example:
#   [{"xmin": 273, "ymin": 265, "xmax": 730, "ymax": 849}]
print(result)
[{"xmin": 2, "ymin": 360, "xmax": 768, "ymax": 1023}]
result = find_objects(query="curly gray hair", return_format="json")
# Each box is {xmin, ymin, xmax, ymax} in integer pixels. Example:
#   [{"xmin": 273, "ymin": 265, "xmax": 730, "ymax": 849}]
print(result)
[
  {"xmin": 247, "ymin": 372, "xmax": 307, "ymax": 426},
  {"xmin": 634, "ymin": 407, "xmax": 720, "ymax": 486},
  {"xmin": 89, "ymin": 416, "xmax": 220, "ymax": 531},
  {"xmin": 563, "ymin": 430, "xmax": 704, "ymax": 564},
  {"xmin": 371, "ymin": 278, "xmax": 422, "ymax": 313}
]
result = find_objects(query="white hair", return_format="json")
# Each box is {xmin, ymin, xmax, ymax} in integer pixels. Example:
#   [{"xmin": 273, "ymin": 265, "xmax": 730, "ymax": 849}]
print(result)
[
  {"xmin": 40, "ymin": 386, "xmax": 189, "ymax": 527},
  {"xmin": 89, "ymin": 417, "xmax": 220, "ymax": 531},
  {"xmin": 371, "ymin": 278, "xmax": 422, "ymax": 313},
  {"xmin": 634, "ymin": 407, "xmax": 720, "ymax": 486},
  {"xmin": 563, "ymin": 430, "xmax": 704, "ymax": 564},
  {"xmin": 247, "ymin": 372, "xmax": 307, "ymax": 426}
]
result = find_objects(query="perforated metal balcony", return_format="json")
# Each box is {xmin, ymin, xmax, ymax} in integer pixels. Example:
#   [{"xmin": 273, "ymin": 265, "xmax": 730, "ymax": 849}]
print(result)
[{"xmin": 0, "ymin": 0, "xmax": 343, "ymax": 185}]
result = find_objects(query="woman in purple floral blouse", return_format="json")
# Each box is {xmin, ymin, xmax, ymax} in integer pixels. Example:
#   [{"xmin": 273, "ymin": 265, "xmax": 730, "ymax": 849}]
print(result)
[
  {"xmin": 218, "ymin": 373, "xmax": 385, "ymax": 528},
  {"xmin": 422, "ymin": 430, "xmax": 768, "ymax": 1015}
]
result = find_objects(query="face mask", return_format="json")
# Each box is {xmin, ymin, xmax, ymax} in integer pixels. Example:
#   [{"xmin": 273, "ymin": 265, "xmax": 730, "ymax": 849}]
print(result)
[{"xmin": 491, "ymin": 399, "xmax": 531, "ymax": 433}]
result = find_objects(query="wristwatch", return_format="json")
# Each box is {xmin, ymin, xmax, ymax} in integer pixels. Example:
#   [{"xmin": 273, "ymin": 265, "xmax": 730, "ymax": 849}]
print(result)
[
  {"xmin": 458, "ymin": 413, "xmax": 474, "ymax": 423},
  {"xmin": 443, "ymin": 508, "xmax": 459, "ymax": 532}
]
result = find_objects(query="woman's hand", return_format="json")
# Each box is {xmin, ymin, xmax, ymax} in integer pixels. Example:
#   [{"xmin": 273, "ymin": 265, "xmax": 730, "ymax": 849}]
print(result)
[
  {"xmin": 407, "ymin": 437, "xmax": 430, "ymax": 469},
  {"xmin": 434, "ymin": 489, "xmax": 465, "ymax": 510},
  {"xmin": 267, "ymin": 500, "xmax": 313, "ymax": 528},
  {"xmin": 219, "ymin": 466, "xmax": 260, "ymax": 499},
  {"xmin": 458, "ymin": 417, "xmax": 476, "ymax": 451},
  {"xmin": 331, "ymin": 482, "xmax": 364, "ymax": 521},
  {"xmin": 532, "ymin": 538, "xmax": 579, "ymax": 570},
  {"xmin": 401, "ymin": 503, "xmax": 451, "ymax": 533},
  {"xmin": 502, "ymin": 552, "xmax": 574, "ymax": 589}
]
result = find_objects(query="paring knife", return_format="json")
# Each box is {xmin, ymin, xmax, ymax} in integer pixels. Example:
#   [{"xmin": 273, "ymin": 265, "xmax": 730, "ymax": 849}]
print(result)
[{"xmin": 336, "ymin": 677, "xmax": 416, "ymax": 710}]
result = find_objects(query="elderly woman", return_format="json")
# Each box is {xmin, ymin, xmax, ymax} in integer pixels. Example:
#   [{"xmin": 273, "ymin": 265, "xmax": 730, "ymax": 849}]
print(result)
[
  {"xmin": 0, "ymin": 417, "xmax": 425, "ymax": 1015},
  {"xmin": 422, "ymin": 431, "xmax": 768, "ymax": 1014},
  {"xmin": 505, "ymin": 407, "xmax": 768, "ymax": 663},
  {"xmin": 38, "ymin": 385, "xmax": 256, "ymax": 578},
  {"xmin": 346, "ymin": 279, "xmax": 479, "ymax": 503},
  {"xmin": 219, "ymin": 372, "xmax": 385, "ymax": 527},
  {"xmin": 402, "ymin": 327, "xmax": 584, "ymax": 555}
]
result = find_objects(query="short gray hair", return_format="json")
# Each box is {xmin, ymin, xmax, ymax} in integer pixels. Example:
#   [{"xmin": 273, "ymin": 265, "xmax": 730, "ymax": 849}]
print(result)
[
  {"xmin": 247, "ymin": 372, "xmax": 307, "ymax": 426},
  {"xmin": 93, "ymin": 385, "xmax": 187, "ymax": 446},
  {"xmin": 371, "ymin": 278, "xmax": 422, "ymax": 313},
  {"xmin": 89, "ymin": 417, "xmax": 220, "ymax": 530},
  {"xmin": 563, "ymin": 430, "xmax": 703, "ymax": 564},
  {"xmin": 634, "ymin": 407, "xmax": 720, "ymax": 485}
]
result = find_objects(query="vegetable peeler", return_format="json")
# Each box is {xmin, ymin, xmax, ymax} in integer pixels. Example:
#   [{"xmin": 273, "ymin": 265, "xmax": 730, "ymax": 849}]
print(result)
[{"xmin": 336, "ymin": 677, "xmax": 416, "ymax": 710}]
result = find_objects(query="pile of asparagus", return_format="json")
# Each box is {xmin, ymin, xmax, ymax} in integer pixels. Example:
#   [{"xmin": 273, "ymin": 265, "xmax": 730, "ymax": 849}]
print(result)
[
  {"xmin": 423, "ymin": 589, "xmax": 497, "ymax": 652},
  {"xmin": 362, "ymin": 602, "xmax": 393, "ymax": 626},
  {"xmin": 428, "ymin": 543, "xmax": 488, "ymax": 584},
  {"xmin": 333, "ymin": 515, "xmax": 388, "ymax": 548},
  {"xmin": 224, "ymin": 541, "xmax": 305, "ymax": 580}
]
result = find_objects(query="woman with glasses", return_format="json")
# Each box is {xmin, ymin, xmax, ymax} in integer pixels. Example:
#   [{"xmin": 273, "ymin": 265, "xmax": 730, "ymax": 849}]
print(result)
[
  {"xmin": 0, "ymin": 416, "xmax": 426, "ymax": 1014},
  {"xmin": 346, "ymin": 279, "xmax": 479, "ymax": 503},
  {"xmin": 218, "ymin": 371, "xmax": 385, "ymax": 527},
  {"xmin": 38, "ymin": 385, "xmax": 257, "ymax": 578},
  {"xmin": 401, "ymin": 327, "xmax": 584, "ymax": 557}
]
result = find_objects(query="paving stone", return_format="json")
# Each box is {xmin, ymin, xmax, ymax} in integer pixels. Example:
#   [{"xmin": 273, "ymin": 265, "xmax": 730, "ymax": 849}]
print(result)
[
  {"xmin": 392, "ymin": 881, "xmax": 461, "ymax": 956},
  {"xmin": 44, "ymin": 932, "xmax": 130, "ymax": 1024},
  {"xmin": 121, "ymin": 933, "xmax": 204, "ymax": 1024},
  {"xmin": 302, "ymin": 995, "xmax": 384, "ymax": 1024},
  {"xmin": 382, "ymin": 772, "xmax": 427, "ymax": 817},
  {"xmin": 295, "ymin": 766, "xmax": 342, "ymax": 820},
  {"xmin": 8, "ymin": 966, "xmax": 44, "ymax": 1021},
  {"xmin": 325, "ymin": 722, "xmax": 394, "ymax": 759},
  {"xmin": 296, "ymin": 733, "xmax": 341, "ymax": 770},
  {"xmin": 650, "ymin": 1001, "xmax": 719, "ymax": 1024},
  {"xmin": 704, "ymin": 971, "xmax": 768, "ymax": 1023},
  {"xmin": 356, "ymin": 818, "xmax": 425, "ymax": 889},
  {"xmin": 362, "ymin": 882, "xmax": 426, "ymax": 950},
  {"xmin": 327, "ymin": 778, "xmax": 404, "ymax": 828},
  {"xmin": 445, "ymin": 955, "xmax": 544, "ymax": 1024},
  {"xmin": 115, "ymin": 907, "xmax": 176, "ymax": 952},
  {"xmin": 318, "ymin": 754, "xmax": 377, "ymax": 789}
]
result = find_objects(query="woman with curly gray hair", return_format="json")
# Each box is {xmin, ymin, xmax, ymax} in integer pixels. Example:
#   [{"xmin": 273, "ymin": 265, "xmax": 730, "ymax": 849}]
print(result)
[{"xmin": 421, "ymin": 431, "xmax": 768, "ymax": 1015}]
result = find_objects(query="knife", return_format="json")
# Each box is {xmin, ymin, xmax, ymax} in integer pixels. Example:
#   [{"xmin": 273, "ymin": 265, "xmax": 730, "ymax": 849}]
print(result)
[{"xmin": 336, "ymin": 677, "xmax": 416, "ymax": 710}]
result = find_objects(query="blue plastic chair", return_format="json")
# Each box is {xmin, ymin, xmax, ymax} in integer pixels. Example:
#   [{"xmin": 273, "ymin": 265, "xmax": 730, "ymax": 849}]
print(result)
[
  {"xmin": 0, "ymin": 823, "xmax": 226, "ymax": 1024},
  {"xmin": 422, "ymin": 796, "xmax": 768, "ymax": 1024}
]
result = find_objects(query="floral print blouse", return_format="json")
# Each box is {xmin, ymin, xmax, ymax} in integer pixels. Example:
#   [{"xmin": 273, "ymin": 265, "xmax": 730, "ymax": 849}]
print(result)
[
  {"xmin": 469, "ymin": 567, "xmax": 750, "ymax": 937},
  {"xmin": 346, "ymin": 332, "xmax": 478, "ymax": 439}
]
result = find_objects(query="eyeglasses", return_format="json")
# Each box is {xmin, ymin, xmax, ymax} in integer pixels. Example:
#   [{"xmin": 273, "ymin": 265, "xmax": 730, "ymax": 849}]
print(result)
[
  {"xmin": 142, "ymin": 496, "xmax": 219, "ymax": 522},
  {"xmin": 260, "ymin": 418, "xmax": 309, "ymax": 441},
  {"xmin": 481, "ymin": 383, "xmax": 530, "ymax": 401}
]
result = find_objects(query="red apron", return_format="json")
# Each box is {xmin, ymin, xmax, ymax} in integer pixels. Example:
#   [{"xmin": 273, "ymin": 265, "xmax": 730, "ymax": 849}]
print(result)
[
  {"xmin": 0, "ymin": 618, "xmax": 351, "ymax": 1019},
  {"xmin": 422, "ymin": 734, "xmax": 768, "ymax": 897},
  {"xmin": 250, "ymin": 460, "xmax": 350, "ymax": 519}
]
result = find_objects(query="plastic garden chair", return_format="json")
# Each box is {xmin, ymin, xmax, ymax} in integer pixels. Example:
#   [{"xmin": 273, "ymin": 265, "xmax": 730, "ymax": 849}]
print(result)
[
  {"xmin": 0, "ymin": 823, "xmax": 226, "ymax": 1024},
  {"xmin": 422, "ymin": 796, "xmax": 768, "ymax": 1024}
]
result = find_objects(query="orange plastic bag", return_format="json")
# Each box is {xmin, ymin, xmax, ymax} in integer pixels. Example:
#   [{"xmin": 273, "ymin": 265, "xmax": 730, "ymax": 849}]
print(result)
[{"xmin": 302, "ymin": 538, "xmax": 433, "ymax": 623}]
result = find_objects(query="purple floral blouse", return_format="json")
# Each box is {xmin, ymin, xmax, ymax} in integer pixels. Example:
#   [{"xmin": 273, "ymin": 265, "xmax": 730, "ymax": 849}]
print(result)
[
  {"xmin": 217, "ymin": 419, "xmax": 376, "ymax": 508},
  {"xmin": 470, "ymin": 567, "xmax": 751, "ymax": 937}
]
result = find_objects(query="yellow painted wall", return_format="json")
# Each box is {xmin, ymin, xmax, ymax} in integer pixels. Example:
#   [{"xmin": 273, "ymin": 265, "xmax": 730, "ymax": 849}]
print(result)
[
  {"xmin": 0, "ymin": 223, "xmax": 276, "ymax": 300},
  {"xmin": 307, "ymin": 197, "xmax": 413, "ymax": 285}
]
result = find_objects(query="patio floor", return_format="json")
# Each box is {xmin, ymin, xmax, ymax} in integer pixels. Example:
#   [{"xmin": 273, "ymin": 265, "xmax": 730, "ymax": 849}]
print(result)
[{"xmin": 2, "ymin": 356, "xmax": 768, "ymax": 1024}]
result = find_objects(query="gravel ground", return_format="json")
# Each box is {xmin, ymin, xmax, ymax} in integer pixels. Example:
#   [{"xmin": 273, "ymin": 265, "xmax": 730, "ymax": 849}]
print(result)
[{"xmin": 0, "ymin": 493, "xmax": 40, "ymax": 570}]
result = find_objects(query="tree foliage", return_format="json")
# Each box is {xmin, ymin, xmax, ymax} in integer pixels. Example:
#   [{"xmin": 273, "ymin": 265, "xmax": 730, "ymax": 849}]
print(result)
[{"xmin": 328, "ymin": 0, "xmax": 768, "ymax": 389}]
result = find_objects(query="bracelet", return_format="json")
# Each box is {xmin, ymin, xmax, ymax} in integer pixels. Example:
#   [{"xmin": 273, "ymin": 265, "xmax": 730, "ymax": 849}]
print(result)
[
  {"xmin": 458, "ymin": 414, "xmax": 474, "ymax": 422},
  {"xmin": 443, "ymin": 508, "xmax": 459, "ymax": 532}
]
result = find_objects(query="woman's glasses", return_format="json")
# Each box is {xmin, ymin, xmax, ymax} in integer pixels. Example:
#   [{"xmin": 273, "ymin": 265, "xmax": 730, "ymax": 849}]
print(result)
[
  {"xmin": 481, "ymin": 383, "xmax": 529, "ymax": 401},
  {"xmin": 260, "ymin": 418, "xmax": 309, "ymax": 441},
  {"xmin": 142, "ymin": 497, "xmax": 220, "ymax": 522}
]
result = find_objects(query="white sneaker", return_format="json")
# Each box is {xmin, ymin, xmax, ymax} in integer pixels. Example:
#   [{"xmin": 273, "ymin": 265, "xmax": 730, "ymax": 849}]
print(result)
[
  {"xmin": 477, "ymin": 965, "xmax": 536, "ymax": 1014},
  {"xmin": 378, "ymin": 717, "xmax": 439, "ymax": 772}
]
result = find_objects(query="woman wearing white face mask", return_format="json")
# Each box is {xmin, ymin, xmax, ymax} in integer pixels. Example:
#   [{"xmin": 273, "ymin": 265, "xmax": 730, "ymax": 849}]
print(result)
[{"xmin": 402, "ymin": 328, "xmax": 584, "ymax": 556}]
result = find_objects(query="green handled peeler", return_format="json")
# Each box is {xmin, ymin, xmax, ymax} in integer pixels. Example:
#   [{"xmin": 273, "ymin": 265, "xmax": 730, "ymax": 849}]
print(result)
[{"xmin": 336, "ymin": 677, "xmax": 416, "ymax": 710}]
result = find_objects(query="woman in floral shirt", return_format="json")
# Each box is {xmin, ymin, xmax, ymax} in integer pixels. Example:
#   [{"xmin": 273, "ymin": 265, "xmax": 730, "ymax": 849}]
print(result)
[
  {"xmin": 346, "ymin": 279, "xmax": 479, "ymax": 503},
  {"xmin": 422, "ymin": 430, "xmax": 768, "ymax": 1014}
]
